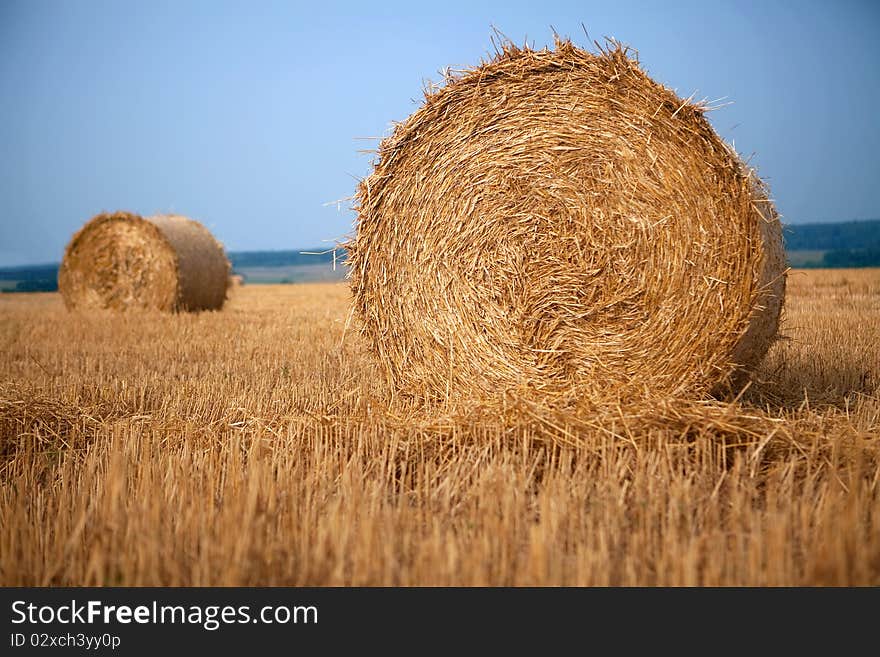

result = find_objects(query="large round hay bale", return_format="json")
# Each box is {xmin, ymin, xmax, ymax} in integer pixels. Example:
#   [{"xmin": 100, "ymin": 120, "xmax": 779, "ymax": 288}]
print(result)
[
  {"xmin": 58, "ymin": 211, "xmax": 230, "ymax": 312},
  {"xmin": 347, "ymin": 40, "xmax": 786, "ymax": 403}
]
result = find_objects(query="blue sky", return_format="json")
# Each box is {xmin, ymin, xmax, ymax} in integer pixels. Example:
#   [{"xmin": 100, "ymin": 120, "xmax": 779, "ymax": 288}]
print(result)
[{"xmin": 1, "ymin": 0, "xmax": 878, "ymax": 266}]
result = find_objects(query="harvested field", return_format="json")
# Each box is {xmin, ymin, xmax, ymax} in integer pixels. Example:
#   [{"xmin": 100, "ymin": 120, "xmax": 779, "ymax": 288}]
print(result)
[{"xmin": 0, "ymin": 269, "xmax": 878, "ymax": 585}]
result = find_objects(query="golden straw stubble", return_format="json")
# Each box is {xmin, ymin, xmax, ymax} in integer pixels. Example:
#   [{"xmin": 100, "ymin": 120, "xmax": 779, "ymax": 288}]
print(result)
[
  {"xmin": 347, "ymin": 39, "xmax": 786, "ymax": 404},
  {"xmin": 58, "ymin": 211, "xmax": 230, "ymax": 312}
]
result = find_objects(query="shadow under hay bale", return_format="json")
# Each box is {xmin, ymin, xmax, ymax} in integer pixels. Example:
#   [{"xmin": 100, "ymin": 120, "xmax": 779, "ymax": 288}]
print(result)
[
  {"xmin": 58, "ymin": 211, "xmax": 230, "ymax": 312},
  {"xmin": 347, "ymin": 38, "xmax": 786, "ymax": 405}
]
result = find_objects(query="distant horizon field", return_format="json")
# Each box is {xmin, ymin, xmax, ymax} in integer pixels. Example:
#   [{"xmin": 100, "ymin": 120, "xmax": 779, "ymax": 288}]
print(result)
[
  {"xmin": 1, "ymin": 250, "xmax": 879, "ymax": 294},
  {"xmin": 2, "ymin": 216, "xmax": 880, "ymax": 273},
  {"xmin": 235, "ymin": 263, "xmax": 347, "ymax": 284},
  {"xmin": 3, "ymin": 258, "xmax": 880, "ymax": 294},
  {"xmin": 0, "ymin": 210, "xmax": 879, "ymax": 292}
]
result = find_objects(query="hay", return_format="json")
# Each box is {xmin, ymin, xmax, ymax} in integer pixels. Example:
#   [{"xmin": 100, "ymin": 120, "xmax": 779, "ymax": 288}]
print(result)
[
  {"xmin": 58, "ymin": 211, "xmax": 230, "ymax": 312},
  {"xmin": 347, "ymin": 39, "xmax": 786, "ymax": 404}
]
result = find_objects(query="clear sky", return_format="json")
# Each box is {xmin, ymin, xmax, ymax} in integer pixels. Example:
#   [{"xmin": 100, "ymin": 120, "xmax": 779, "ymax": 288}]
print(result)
[{"xmin": 1, "ymin": 0, "xmax": 878, "ymax": 266}]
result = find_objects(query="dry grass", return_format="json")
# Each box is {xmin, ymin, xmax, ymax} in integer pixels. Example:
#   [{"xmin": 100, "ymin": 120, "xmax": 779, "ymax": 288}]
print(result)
[{"xmin": 0, "ymin": 269, "xmax": 878, "ymax": 586}]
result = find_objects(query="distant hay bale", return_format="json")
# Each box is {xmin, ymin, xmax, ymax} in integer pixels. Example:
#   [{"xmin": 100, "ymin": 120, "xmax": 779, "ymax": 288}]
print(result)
[
  {"xmin": 58, "ymin": 211, "xmax": 230, "ymax": 312},
  {"xmin": 347, "ymin": 39, "xmax": 786, "ymax": 403}
]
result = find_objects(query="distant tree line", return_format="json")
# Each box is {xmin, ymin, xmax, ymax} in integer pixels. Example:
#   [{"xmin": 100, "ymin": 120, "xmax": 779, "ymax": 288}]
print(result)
[
  {"xmin": 783, "ymin": 219, "xmax": 880, "ymax": 251},
  {"xmin": 819, "ymin": 248, "xmax": 880, "ymax": 268},
  {"xmin": 9, "ymin": 279, "xmax": 58, "ymax": 292},
  {"xmin": 783, "ymin": 219, "xmax": 880, "ymax": 268},
  {"xmin": 227, "ymin": 249, "xmax": 338, "ymax": 268},
  {"xmin": 0, "ymin": 264, "xmax": 59, "ymax": 282},
  {"xmin": 0, "ymin": 264, "xmax": 59, "ymax": 293}
]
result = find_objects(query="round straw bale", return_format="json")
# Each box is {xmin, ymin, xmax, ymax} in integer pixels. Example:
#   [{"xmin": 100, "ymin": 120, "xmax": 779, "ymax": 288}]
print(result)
[
  {"xmin": 58, "ymin": 211, "xmax": 230, "ymax": 312},
  {"xmin": 347, "ymin": 39, "xmax": 786, "ymax": 403}
]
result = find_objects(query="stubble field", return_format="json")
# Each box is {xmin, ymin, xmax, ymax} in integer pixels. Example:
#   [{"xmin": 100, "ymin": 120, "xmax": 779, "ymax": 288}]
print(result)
[{"xmin": 1, "ymin": 268, "xmax": 878, "ymax": 585}]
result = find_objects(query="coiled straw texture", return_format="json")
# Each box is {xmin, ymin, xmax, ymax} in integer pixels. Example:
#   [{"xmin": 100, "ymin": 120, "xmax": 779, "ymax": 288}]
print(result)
[
  {"xmin": 348, "ymin": 39, "xmax": 786, "ymax": 405},
  {"xmin": 59, "ymin": 211, "xmax": 230, "ymax": 312}
]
